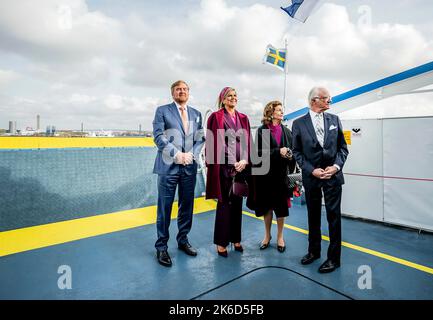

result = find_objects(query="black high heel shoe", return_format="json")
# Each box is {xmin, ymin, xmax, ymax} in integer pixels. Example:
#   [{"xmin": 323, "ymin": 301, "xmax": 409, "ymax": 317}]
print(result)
[
  {"xmin": 259, "ymin": 237, "xmax": 272, "ymax": 250},
  {"xmin": 217, "ymin": 246, "xmax": 228, "ymax": 257},
  {"xmin": 233, "ymin": 244, "xmax": 244, "ymax": 252},
  {"xmin": 277, "ymin": 240, "xmax": 286, "ymax": 253}
]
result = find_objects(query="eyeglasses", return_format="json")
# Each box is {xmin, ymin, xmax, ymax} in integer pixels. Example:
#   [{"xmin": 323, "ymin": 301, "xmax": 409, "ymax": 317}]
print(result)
[
  {"xmin": 175, "ymin": 87, "xmax": 189, "ymax": 92},
  {"xmin": 313, "ymin": 96, "xmax": 332, "ymax": 104}
]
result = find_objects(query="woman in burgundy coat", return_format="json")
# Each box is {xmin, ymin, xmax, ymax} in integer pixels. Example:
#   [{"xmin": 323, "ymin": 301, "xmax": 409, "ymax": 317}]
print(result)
[{"xmin": 205, "ymin": 87, "xmax": 251, "ymax": 257}]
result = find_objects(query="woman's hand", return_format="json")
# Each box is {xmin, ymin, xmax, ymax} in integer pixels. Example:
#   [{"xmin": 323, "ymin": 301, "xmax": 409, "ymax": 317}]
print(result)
[
  {"xmin": 234, "ymin": 160, "xmax": 248, "ymax": 172},
  {"xmin": 280, "ymin": 147, "xmax": 293, "ymax": 160}
]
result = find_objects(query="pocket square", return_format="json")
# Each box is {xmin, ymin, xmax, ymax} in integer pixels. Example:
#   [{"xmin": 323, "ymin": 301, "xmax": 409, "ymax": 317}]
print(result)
[
  {"xmin": 196, "ymin": 116, "xmax": 200, "ymax": 123},
  {"xmin": 329, "ymin": 124, "xmax": 337, "ymax": 130}
]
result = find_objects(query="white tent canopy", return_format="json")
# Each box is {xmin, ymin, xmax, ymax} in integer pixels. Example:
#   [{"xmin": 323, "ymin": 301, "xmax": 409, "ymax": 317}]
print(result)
[{"xmin": 284, "ymin": 61, "xmax": 433, "ymax": 121}]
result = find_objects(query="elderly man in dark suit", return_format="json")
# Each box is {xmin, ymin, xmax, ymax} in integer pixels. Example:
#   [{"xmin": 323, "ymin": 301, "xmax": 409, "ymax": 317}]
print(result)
[
  {"xmin": 152, "ymin": 80, "xmax": 205, "ymax": 267},
  {"xmin": 292, "ymin": 87, "xmax": 349, "ymax": 273}
]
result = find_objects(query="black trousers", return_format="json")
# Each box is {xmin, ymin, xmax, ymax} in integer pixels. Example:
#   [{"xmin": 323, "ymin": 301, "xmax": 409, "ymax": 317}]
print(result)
[
  {"xmin": 213, "ymin": 167, "xmax": 243, "ymax": 247},
  {"xmin": 304, "ymin": 185, "xmax": 342, "ymax": 263}
]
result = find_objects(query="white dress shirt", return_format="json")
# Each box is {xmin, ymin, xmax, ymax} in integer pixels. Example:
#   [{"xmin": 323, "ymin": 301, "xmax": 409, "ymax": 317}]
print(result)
[
  {"xmin": 174, "ymin": 101, "xmax": 189, "ymax": 122},
  {"xmin": 309, "ymin": 109, "xmax": 340, "ymax": 171},
  {"xmin": 173, "ymin": 101, "xmax": 192, "ymax": 162},
  {"xmin": 309, "ymin": 109, "xmax": 324, "ymax": 133}
]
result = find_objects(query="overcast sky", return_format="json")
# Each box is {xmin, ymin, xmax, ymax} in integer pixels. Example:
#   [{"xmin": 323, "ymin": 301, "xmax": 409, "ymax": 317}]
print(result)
[{"xmin": 1, "ymin": 0, "xmax": 433, "ymax": 131}]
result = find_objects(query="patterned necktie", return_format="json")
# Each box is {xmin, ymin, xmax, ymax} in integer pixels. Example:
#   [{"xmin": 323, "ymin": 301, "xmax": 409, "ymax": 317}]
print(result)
[
  {"xmin": 315, "ymin": 113, "xmax": 324, "ymax": 147},
  {"xmin": 179, "ymin": 106, "xmax": 189, "ymax": 134}
]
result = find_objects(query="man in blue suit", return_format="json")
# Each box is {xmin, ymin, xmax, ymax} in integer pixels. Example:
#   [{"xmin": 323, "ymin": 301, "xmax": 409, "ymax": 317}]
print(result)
[
  {"xmin": 152, "ymin": 80, "xmax": 205, "ymax": 267},
  {"xmin": 292, "ymin": 87, "xmax": 349, "ymax": 273}
]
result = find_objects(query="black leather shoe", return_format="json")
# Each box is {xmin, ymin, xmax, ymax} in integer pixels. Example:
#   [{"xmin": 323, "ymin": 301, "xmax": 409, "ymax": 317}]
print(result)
[
  {"xmin": 318, "ymin": 260, "xmax": 340, "ymax": 273},
  {"xmin": 277, "ymin": 245, "xmax": 286, "ymax": 253},
  {"xmin": 178, "ymin": 243, "xmax": 197, "ymax": 256},
  {"xmin": 157, "ymin": 250, "xmax": 172, "ymax": 267},
  {"xmin": 301, "ymin": 253, "xmax": 320, "ymax": 265}
]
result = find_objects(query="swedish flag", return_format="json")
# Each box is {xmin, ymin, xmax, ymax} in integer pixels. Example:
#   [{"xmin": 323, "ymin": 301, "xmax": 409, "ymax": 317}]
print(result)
[{"xmin": 264, "ymin": 45, "xmax": 286, "ymax": 71}]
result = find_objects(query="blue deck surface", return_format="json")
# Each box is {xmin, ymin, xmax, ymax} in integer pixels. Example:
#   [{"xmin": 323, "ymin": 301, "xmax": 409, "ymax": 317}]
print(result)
[
  {"xmin": 1, "ymin": 146, "xmax": 432, "ymax": 300},
  {"xmin": 1, "ymin": 203, "xmax": 432, "ymax": 300}
]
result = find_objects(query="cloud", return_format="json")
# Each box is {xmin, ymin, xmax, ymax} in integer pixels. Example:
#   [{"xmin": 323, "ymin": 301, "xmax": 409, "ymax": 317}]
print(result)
[
  {"xmin": 0, "ymin": 69, "xmax": 20, "ymax": 87},
  {"xmin": 103, "ymin": 95, "xmax": 159, "ymax": 113},
  {"xmin": 0, "ymin": 0, "xmax": 432, "ymax": 131},
  {"xmin": 0, "ymin": 0, "xmax": 126, "ymax": 88},
  {"xmin": 121, "ymin": 1, "xmax": 433, "ymax": 124},
  {"xmin": 67, "ymin": 93, "xmax": 97, "ymax": 104},
  {"xmin": 123, "ymin": 0, "xmax": 289, "ymax": 87},
  {"xmin": 0, "ymin": 92, "xmax": 162, "ymax": 131},
  {"xmin": 284, "ymin": 3, "xmax": 433, "ymax": 86},
  {"xmin": 0, "ymin": 0, "xmax": 124, "ymax": 62},
  {"xmin": 27, "ymin": 57, "xmax": 113, "ymax": 87}
]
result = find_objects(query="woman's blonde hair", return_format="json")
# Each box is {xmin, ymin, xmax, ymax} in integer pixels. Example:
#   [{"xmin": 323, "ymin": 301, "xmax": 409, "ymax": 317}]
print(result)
[
  {"xmin": 262, "ymin": 100, "xmax": 283, "ymax": 125},
  {"xmin": 217, "ymin": 87, "xmax": 236, "ymax": 109}
]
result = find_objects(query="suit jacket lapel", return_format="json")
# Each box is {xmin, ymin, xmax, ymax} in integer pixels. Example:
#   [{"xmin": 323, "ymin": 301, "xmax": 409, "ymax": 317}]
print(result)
[
  {"xmin": 281, "ymin": 125, "xmax": 291, "ymax": 148},
  {"xmin": 304, "ymin": 113, "xmax": 319, "ymax": 145},
  {"xmin": 215, "ymin": 109, "xmax": 225, "ymax": 129},
  {"xmin": 323, "ymin": 113, "xmax": 331, "ymax": 146},
  {"xmin": 169, "ymin": 102, "xmax": 185, "ymax": 135},
  {"xmin": 187, "ymin": 105, "xmax": 194, "ymax": 135}
]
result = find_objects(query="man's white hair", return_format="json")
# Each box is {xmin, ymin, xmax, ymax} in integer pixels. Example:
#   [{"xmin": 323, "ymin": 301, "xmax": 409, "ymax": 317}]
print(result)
[{"xmin": 308, "ymin": 87, "xmax": 328, "ymax": 106}]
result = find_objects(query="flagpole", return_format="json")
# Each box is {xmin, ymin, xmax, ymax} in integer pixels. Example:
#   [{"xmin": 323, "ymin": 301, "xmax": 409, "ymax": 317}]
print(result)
[{"xmin": 283, "ymin": 38, "xmax": 288, "ymax": 110}]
